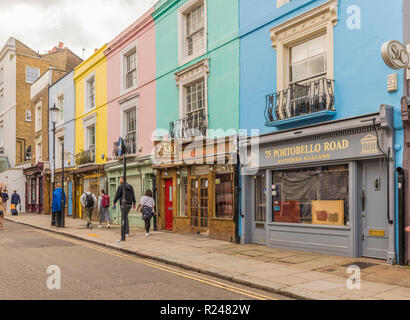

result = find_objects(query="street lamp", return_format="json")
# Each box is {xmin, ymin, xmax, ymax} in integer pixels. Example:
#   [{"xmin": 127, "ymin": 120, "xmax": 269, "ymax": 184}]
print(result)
[{"xmin": 50, "ymin": 103, "xmax": 59, "ymax": 227}]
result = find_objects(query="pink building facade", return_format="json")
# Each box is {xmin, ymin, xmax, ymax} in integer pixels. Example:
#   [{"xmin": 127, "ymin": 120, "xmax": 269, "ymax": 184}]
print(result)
[{"xmin": 104, "ymin": 8, "xmax": 156, "ymax": 227}]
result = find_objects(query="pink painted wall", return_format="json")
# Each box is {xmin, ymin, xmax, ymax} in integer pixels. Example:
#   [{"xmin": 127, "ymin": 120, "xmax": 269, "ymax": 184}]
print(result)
[{"xmin": 105, "ymin": 7, "xmax": 156, "ymax": 157}]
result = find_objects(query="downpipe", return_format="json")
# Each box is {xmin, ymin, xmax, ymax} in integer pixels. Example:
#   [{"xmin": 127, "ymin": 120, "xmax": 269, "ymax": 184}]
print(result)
[{"xmin": 397, "ymin": 167, "xmax": 405, "ymax": 265}]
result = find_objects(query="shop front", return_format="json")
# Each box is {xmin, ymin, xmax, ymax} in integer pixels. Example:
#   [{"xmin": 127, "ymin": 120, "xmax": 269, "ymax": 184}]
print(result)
[
  {"xmin": 23, "ymin": 162, "xmax": 50, "ymax": 214},
  {"xmin": 154, "ymin": 137, "xmax": 239, "ymax": 242},
  {"xmin": 71, "ymin": 164, "xmax": 106, "ymax": 220},
  {"xmin": 105, "ymin": 155, "xmax": 154, "ymax": 228},
  {"xmin": 241, "ymin": 107, "xmax": 397, "ymax": 264}
]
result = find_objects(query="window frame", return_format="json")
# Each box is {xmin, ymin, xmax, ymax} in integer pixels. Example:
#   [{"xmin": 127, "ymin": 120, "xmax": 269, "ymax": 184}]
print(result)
[
  {"xmin": 120, "ymin": 41, "xmax": 138, "ymax": 95},
  {"xmin": 119, "ymin": 95, "xmax": 138, "ymax": 155},
  {"xmin": 84, "ymin": 72, "xmax": 96, "ymax": 112},
  {"xmin": 35, "ymin": 101, "xmax": 42, "ymax": 132},
  {"xmin": 26, "ymin": 66, "xmax": 40, "ymax": 84},
  {"xmin": 57, "ymin": 93, "xmax": 64, "ymax": 125},
  {"xmin": 269, "ymin": 0, "xmax": 338, "ymax": 91},
  {"xmin": 178, "ymin": 0, "xmax": 207, "ymax": 66}
]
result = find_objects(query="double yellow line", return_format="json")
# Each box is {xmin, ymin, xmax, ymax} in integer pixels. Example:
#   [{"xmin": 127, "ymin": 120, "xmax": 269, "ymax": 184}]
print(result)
[{"xmin": 35, "ymin": 229, "xmax": 277, "ymax": 300}]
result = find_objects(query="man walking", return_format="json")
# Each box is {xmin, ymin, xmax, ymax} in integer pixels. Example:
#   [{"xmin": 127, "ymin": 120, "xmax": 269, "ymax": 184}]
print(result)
[
  {"xmin": 1, "ymin": 188, "xmax": 9, "ymax": 214},
  {"xmin": 113, "ymin": 177, "xmax": 136, "ymax": 242},
  {"xmin": 10, "ymin": 190, "xmax": 21, "ymax": 216},
  {"xmin": 80, "ymin": 187, "xmax": 97, "ymax": 229}
]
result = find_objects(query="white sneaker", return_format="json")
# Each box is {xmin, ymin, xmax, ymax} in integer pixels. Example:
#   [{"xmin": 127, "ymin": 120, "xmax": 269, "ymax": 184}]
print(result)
[
  {"xmin": 98, "ymin": 225, "xmax": 102, "ymax": 229},
  {"xmin": 126, "ymin": 234, "xmax": 129, "ymax": 237},
  {"xmin": 107, "ymin": 224, "xmax": 110, "ymax": 229},
  {"xmin": 145, "ymin": 233, "xmax": 150, "ymax": 237}
]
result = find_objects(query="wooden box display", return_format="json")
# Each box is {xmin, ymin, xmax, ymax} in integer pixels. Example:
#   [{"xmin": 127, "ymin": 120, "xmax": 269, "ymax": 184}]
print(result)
[{"xmin": 311, "ymin": 200, "xmax": 344, "ymax": 226}]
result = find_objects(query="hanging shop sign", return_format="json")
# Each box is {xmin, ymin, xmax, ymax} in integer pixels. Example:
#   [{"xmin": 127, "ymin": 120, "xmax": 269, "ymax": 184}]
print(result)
[
  {"xmin": 248, "ymin": 131, "xmax": 385, "ymax": 168},
  {"xmin": 381, "ymin": 40, "xmax": 410, "ymax": 70}
]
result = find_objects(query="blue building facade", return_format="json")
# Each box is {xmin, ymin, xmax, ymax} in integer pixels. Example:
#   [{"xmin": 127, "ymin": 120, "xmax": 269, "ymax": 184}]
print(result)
[
  {"xmin": 48, "ymin": 70, "xmax": 76, "ymax": 216},
  {"xmin": 239, "ymin": 0, "xmax": 405, "ymax": 264}
]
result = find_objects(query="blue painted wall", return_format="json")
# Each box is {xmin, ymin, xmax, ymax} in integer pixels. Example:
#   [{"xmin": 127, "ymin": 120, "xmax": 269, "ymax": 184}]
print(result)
[
  {"xmin": 48, "ymin": 70, "xmax": 76, "ymax": 170},
  {"xmin": 239, "ymin": 0, "xmax": 405, "ymax": 253}
]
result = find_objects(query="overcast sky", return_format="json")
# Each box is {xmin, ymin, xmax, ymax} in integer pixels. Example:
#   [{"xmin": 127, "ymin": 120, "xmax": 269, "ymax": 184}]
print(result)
[{"xmin": 0, "ymin": 0, "xmax": 158, "ymax": 60}]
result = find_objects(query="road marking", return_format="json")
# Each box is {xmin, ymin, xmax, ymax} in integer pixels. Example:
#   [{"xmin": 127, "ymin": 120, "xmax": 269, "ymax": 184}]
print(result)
[{"xmin": 34, "ymin": 229, "xmax": 278, "ymax": 300}]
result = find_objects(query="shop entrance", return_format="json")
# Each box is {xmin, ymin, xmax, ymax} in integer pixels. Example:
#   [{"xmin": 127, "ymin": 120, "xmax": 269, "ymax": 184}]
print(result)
[
  {"xmin": 361, "ymin": 160, "xmax": 389, "ymax": 259},
  {"xmin": 165, "ymin": 179, "xmax": 173, "ymax": 231},
  {"xmin": 252, "ymin": 174, "xmax": 266, "ymax": 244},
  {"xmin": 190, "ymin": 176, "xmax": 209, "ymax": 232}
]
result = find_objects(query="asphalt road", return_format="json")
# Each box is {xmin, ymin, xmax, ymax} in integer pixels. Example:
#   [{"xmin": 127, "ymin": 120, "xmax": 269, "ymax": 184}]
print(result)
[{"xmin": 0, "ymin": 222, "xmax": 288, "ymax": 300}]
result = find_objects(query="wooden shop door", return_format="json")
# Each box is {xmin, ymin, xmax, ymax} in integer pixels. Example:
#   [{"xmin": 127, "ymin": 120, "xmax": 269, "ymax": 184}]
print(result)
[
  {"xmin": 190, "ymin": 177, "xmax": 209, "ymax": 232},
  {"xmin": 165, "ymin": 179, "xmax": 174, "ymax": 231}
]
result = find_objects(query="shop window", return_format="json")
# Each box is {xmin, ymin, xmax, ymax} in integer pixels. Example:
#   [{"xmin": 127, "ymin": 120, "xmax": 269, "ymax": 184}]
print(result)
[
  {"xmin": 178, "ymin": 176, "xmax": 188, "ymax": 217},
  {"xmin": 215, "ymin": 173, "xmax": 233, "ymax": 219},
  {"xmin": 272, "ymin": 164, "xmax": 349, "ymax": 226},
  {"xmin": 255, "ymin": 174, "xmax": 266, "ymax": 223}
]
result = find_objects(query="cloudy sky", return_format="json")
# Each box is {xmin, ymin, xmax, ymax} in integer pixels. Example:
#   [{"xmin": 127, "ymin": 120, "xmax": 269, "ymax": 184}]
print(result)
[{"xmin": 0, "ymin": 0, "xmax": 158, "ymax": 59}]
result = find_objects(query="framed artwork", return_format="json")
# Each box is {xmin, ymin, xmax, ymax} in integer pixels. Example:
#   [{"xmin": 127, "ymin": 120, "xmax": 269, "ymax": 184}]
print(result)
[{"xmin": 311, "ymin": 200, "xmax": 344, "ymax": 226}]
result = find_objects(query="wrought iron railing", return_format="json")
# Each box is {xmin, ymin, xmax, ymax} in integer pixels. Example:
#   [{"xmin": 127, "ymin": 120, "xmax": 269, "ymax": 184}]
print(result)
[
  {"xmin": 125, "ymin": 132, "xmax": 137, "ymax": 155},
  {"xmin": 169, "ymin": 110, "xmax": 208, "ymax": 139},
  {"xmin": 265, "ymin": 78, "xmax": 335, "ymax": 123},
  {"xmin": 75, "ymin": 145, "xmax": 95, "ymax": 166}
]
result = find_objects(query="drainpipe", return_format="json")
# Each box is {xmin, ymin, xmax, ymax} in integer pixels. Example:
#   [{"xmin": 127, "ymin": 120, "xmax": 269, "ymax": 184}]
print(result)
[
  {"xmin": 397, "ymin": 167, "xmax": 405, "ymax": 265},
  {"xmin": 234, "ymin": 140, "xmax": 241, "ymax": 244},
  {"xmin": 151, "ymin": 173, "xmax": 157, "ymax": 231}
]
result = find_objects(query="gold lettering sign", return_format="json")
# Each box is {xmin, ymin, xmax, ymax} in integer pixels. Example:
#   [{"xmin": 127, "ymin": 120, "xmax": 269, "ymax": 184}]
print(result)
[{"xmin": 369, "ymin": 230, "xmax": 386, "ymax": 237}]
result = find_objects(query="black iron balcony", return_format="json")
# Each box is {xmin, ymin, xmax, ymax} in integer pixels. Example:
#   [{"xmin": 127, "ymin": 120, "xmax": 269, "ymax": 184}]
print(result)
[
  {"xmin": 75, "ymin": 145, "xmax": 95, "ymax": 166},
  {"xmin": 169, "ymin": 110, "xmax": 208, "ymax": 139},
  {"xmin": 265, "ymin": 78, "xmax": 335, "ymax": 126},
  {"xmin": 125, "ymin": 132, "xmax": 137, "ymax": 155}
]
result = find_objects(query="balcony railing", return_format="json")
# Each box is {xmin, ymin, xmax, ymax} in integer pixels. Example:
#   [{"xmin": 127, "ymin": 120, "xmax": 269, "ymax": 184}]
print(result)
[
  {"xmin": 265, "ymin": 78, "xmax": 335, "ymax": 125},
  {"xmin": 170, "ymin": 110, "xmax": 208, "ymax": 139},
  {"xmin": 125, "ymin": 132, "xmax": 137, "ymax": 155},
  {"xmin": 75, "ymin": 145, "xmax": 95, "ymax": 166}
]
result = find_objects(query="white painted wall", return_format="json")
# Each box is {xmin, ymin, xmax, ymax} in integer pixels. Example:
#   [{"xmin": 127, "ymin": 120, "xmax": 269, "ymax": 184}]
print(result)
[
  {"xmin": 0, "ymin": 38, "xmax": 17, "ymax": 168},
  {"xmin": 0, "ymin": 166, "xmax": 29, "ymax": 209}
]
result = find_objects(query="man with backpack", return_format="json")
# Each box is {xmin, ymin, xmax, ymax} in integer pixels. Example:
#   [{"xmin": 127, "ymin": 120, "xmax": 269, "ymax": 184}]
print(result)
[
  {"xmin": 80, "ymin": 187, "xmax": 97, "ymax": 229},
  {"xmin": 98, "ymin": 189, "xmax": 110, "ymax": 229},
  {"xmin": 113, "ymin": 177, "xmax": 136, "ymax": 242}
]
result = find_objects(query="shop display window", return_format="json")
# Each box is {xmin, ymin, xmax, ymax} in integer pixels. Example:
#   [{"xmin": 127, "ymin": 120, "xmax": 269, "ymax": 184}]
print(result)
[
  {"xmin": 215, "ymin": 173, "xmax": 234, "ymax": 219},
  {"xmin": 272, "ymin": 164, "xmax": 349, "ymax": 226},
  {"xmin": 178, "ymin": 176, "xmax": 188, "ymax": 217},
  {"xmin": 254, "ymin": 174, "xmax": 266, "ymax": 223}
]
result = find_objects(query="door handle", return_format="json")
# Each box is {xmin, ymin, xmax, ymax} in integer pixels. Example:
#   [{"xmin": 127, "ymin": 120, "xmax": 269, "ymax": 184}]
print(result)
[{"xmin": 361, "ymin": 190, "xmax": 365, "ymax": 212}]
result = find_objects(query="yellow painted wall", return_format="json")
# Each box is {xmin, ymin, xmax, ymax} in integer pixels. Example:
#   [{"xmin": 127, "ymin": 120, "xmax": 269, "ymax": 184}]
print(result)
[{"xmin": 74, "ymin": 45, "xmax": 108, "ymax": 164}]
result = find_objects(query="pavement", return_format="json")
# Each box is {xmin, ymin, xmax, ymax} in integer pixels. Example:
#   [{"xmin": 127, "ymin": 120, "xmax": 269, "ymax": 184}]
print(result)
[{"xmin": 4, "ymin": 212, "xmax": 410, "ymax": 300}]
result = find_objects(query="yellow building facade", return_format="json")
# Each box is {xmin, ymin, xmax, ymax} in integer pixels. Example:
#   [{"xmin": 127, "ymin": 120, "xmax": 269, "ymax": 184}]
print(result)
[{"xmin": 73, "ymin": 45, "xmax": 108, "ymax": 220}]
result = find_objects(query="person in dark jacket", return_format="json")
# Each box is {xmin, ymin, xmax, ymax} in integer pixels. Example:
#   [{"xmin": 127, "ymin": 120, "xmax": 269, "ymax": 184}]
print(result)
[
  {"xmin": 113, "ymin": 177, "xmax": 136, "ymax": 242},
  {"xmin": 10, "ymin": 191, "xmax": 21, "ymax": 216},
  {"xmin": 1, "ymin": 188, "xmax": 9, "ymax": 214},
  {"xmin": 52, "ymin": 188, "xmax": 66, "ymax": 227}
]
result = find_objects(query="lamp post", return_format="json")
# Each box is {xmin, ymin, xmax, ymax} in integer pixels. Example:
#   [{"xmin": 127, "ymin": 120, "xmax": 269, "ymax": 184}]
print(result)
[{"xmin": 50, "ymin": 103, "xmax": 59, "ymax": 226}]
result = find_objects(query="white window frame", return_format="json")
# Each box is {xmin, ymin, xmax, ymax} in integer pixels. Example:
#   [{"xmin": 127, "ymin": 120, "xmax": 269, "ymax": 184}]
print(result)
[
  {"xmin": 269, "ymin": 0, "xmax": 338, "ymax": 91},
  {"xmin": 175, "ymin": 59, "xmax": 209, "ymax": 120},
  {"xmin": 82, "ymin": 113, "xmax": 97, "ymax": 151},
  {"xmin": 26, "ymin": 109, "xmax": 32, "ymax": 122},
  {"xmin": 35, "ymin": 136, "xmax": 42, "ymax": 164},
  {"xmin": 84, "ymin": 72, "xmax": 96, "ymax": 112},
  {"xmin": 35, "ymin": 101, "xmax": 42, "ymax": 132},
  {"xmin": 120, "ymin": 41, "xmax": 138, "ymax": 95},
  {"xmin": 55, "ymin": 130, "xmax": 65, "ymax": 169},
  {"xmin": 56, "ymin": 93, "xmax": 64, "ymax": 125},
  {"xmin": 119, "ymin": 94, "xmax": 138, "ymax": 155},
  {"xmin": 26, "ymin": 66, "xmax": 40, "ymax": 84},
  {"xmin": 178, "ymin": 0, "xmax": 207, "ymax": 66},
  {"xmin": 277, "ymin": 0, "xmax": 291, "ymax": 8}
]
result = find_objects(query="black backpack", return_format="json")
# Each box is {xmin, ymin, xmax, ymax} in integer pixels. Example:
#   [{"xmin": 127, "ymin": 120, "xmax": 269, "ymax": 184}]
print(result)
[{"xmin": 85, "ymin": 193, "xmax": 94, "ymax": 208}]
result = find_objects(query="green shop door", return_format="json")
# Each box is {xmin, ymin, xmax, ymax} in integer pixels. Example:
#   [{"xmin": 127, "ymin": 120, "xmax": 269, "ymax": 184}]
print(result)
[
  {"xmin": 109, "ymin": 181, "xmax": 120, "ymax": 225},
  {"xmin": 127, "ymin": 175, "xmax": 143, "ymax": 228}
]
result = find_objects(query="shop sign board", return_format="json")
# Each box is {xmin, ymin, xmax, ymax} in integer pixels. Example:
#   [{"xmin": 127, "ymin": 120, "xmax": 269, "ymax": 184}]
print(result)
[
  {"xmin": 248, "ymin": 131, "xmax": 384, "ymax": 168},
  {"xmin": 381, "ymin": 40, "xmax": 410, "ymax": 70}
]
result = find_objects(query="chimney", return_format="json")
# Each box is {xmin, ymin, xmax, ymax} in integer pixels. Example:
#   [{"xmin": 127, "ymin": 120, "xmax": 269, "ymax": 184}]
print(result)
[{"xmin": 58, "ymin": 42, "xmax": 64, "ymax": 49}]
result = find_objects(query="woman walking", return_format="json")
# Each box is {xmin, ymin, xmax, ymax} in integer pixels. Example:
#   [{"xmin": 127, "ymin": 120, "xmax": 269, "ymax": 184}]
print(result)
[
  {"xmin": 98, "ymin": 189, "xmax": 110, "ymax": 229},
  {"xmin": 137, "ymin": 190, "xmax": 155, "ymax": 237}
]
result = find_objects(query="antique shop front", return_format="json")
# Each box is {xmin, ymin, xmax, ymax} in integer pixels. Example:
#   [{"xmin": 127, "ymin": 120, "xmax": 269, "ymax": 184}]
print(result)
[
  {"xmin": 241, "ymin": 107, "xmax": 397, "ymax": 263},
  {"xmin": 154, "ymin": 137, "xmax": 239, "ymax": 242}
]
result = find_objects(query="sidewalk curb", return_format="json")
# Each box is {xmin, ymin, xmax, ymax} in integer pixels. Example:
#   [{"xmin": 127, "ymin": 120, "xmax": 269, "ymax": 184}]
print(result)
[{"xmin": 6, "ymin": 218, "xmax": 309, "ymax": 300}]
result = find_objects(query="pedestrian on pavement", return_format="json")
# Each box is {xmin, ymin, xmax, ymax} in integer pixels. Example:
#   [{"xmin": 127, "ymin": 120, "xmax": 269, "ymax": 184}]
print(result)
[
  {"xmin": 98, "ymin": 189, "xmax": 110, "ymax": 229},
  {"xmin": 137, "ymin": 189, "xmax": 156, "ymax": 237},
  {"xmin": 52, "ymin": 187, "xmax": 66, "ymax": 227},
  {"xmin": 80, "ymin": 188, "xmax": 97, "ymax": 229},
  {"xmin": 113, "ymin": 177, "xmax": 136, "ymax": 242},
  {"xmin": 10, "ymin": 190, "xmax": 21, "ymax": 216},
  {"xmin": 0, "ymin": 189, "xmax": 5, "ymax": 231},
  {"xmin": 2, "ymin": 187, "xmax": 9, "ymax": 214}
]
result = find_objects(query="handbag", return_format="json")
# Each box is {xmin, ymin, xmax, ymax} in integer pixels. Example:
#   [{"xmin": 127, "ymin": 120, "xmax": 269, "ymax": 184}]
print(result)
[{"xmin": 141, "ymin": 197, "xmax": 153, "ymax": 220}]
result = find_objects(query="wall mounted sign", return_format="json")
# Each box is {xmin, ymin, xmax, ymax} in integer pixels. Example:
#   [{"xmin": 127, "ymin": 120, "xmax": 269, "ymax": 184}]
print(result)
[
  {"xmin": 381, "ymin": 40, "xmax": 410, "ymax": 70},
  {"xmin": 247, "ymin": 131, "xmax": 384, "ymax": 168}
]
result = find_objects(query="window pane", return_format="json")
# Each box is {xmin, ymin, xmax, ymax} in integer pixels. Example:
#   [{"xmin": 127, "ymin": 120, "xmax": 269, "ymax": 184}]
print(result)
[
  {"xmin": 272, "ymin": 165, "xmax": 349, "ymax": 225},
  {"xmin": 308, "ymin": 54, "xmax": 326, "ymax": 77},
  {"xmin": 255, "ymin": 175, "xmax": 266, "ymax": 222},
  {"xmin": 308, "ymin": 35, "xmax": 326, "ymax": 57},
  {"xmin": 290, "ymin": 61, "xmax": 308, "ymax": 83},
  {"xmin": 291, "ymin": 42, "xmax": 308, "ymax": 64},
  {"xmin": 215, "ymin": 174, "xmax": 233, "ymax": 219}
]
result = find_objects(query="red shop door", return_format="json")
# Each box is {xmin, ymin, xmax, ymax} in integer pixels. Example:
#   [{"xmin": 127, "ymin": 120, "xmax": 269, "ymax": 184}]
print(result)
[{"xmin": 165, "ymin": 180, "xmax": 173, "ymax": 231}]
